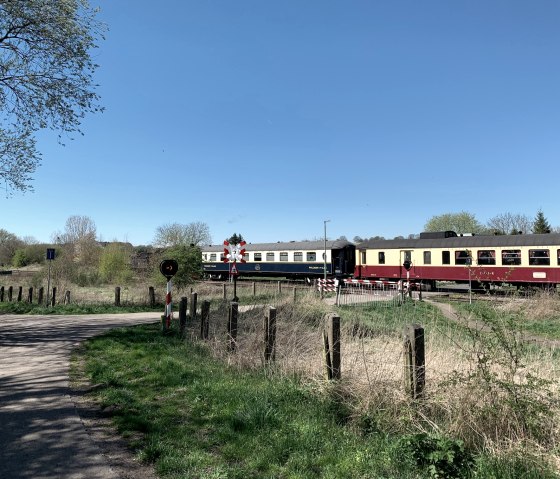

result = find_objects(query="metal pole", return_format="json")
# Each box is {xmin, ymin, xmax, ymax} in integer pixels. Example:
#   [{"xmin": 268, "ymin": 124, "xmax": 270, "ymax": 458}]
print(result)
[
  {"xmin": 46, "ymin": 259, "xmax": 52, "ymax": 307},
  {"xmin": 323, "ymin": 219, "xmax": 330, "ymax": 281}
]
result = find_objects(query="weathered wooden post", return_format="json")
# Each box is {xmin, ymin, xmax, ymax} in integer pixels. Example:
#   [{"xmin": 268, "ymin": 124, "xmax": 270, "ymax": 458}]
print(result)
[
  {"xmin": 190, "ymin": 292, "xmax": 198, "ymax": 324},
  {"xmin": 148, "ymin": 286, "xmax": 155, "ymax": 308},
  {"xmin": 115, "ymin": 287, "xmax": 121, "ymax": 307},
  {"xmin": 51, "ymin": 287, "xmax": 57, "ymax": 306},
  {"xmin": 179, "ymin": 297, "xmax": 188, "ymax": 338},
  {"xmin": 0, "ymin": 285, "xmax": 4, "ymax": 302},
  {"xmin": 8, "ymin": 286, "xmax": 13, "ymax": 302},
  {"xmin": 17, "ymin": 286, "xmax": 23, "ymax": 302},
  {"xmin": 38, "ymin": 287, "xmax": 44, "ymax": 305},
  {"xmin": 403, "ymin": 324, "xmax": 425, "ymax": 399},
  {"xmin": 200, "ymin": 300, "xmax": 210, "ymax": 340},
  {"xmin": 277, "ymin": 281, "xmax": 281, "ymax": 295},
  {"xmin": 264, "ymin": 307, "xmax": 277, "ymax": 362},
  {"xmin": 323, "ymin": 313, "xmax": 341, "ymax": 380},
  {"xmin": 227, "ymin": 302, "xmax": 238, "ymax": 352},
  {"xmin": 293, "ymin": 287, "xmax": 297, "ymax": 303},
  {"xmin": 223, "ymin": 283, "xmax": 227, "ymax": 300},
  {"xmin": 64, "ymin": 290, "xmax": 71, "ymax": 305},
  {"xmin": 252, "ymin": 281, "xmax": 256, "ymax": 297},
  {"xmin": 27, "ymin": 287, "xmax": 33, "ymax": 303}
]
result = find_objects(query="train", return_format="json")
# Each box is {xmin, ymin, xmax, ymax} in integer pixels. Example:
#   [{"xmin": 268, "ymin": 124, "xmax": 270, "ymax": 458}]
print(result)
[
  {"xmin": 201, "ymin": 231, "xmax": 560, "ymax": 288},
  {"xmin": 201, "ymin": 240, "xmax": 356, "ymax": 280},
  {"xmin": 356, "ymin": 231, "xmax": 560, "ymax": 289}
]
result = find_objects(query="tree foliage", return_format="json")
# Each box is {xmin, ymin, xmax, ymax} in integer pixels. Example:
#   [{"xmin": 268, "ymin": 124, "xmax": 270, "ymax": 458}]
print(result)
[
  {"xmin": 486, "ymin": 213, "xmax": 532, "ymax": 235},
  {"xmin": 99, "ymin": 242, "xmax": 133, "ymax": 284},
  {"xmin": 0, "ymin": 228, "xmax": 23, "ymax": 265},
  {"xmin": 154, "ymin": 244, "xmax": 202, "ymax": 290},
  {"xmin": 424, "ymin": 211, "xmax": 485, "ymax": 235},
  {"xmin": 532, "ymin": 210, "xmax": 551, "ymax": 234},
  {"xmin": 0, "ymin": 0, "xmax": 104, "ymax": 193},
  {"xmin": 153, "ymin": 222, "xmax": 211, "ymax": 248},
  {"xmin": 228, "ymin": 233, "xmax": 245, "ymax": 245}
]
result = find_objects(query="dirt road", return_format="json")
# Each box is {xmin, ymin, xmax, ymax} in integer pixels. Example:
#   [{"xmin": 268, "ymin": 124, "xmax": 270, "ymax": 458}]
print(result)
[{"xmin": 0, "ymin": 313, "xmax": 160, "ymax": 479}]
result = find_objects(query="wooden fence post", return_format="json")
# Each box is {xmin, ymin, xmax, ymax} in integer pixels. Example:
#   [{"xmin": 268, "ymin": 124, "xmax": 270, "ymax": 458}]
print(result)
[
  {"xmin": 277, "ymin": 281, "xmax": 281, "ymax": 294},
  {"xmin": 115, "ymin": 287, "xmax": 121, "ymax": 306},
  {"xmin": 0, "ymin": 285, "xmax": 4, "ymax": 302},
  {"xmin": 293, "ymin": 287, "xmax": 297, "ymax": 303},
  {"xmin": 148, "ymin": 286, "xmax": 155, "ymax": 308},
  {"xmin": 64, "ymin": 290, "xmax": 71, "ymax": 305},
  {"xmin": 17, "ymin": 286, "xmax": 23, "ymax": 302},
  {"xmin": 27, "ymin": 287, "xmax": 33, "ymax": 303},
  {"xmin": 190, "ymin": 292, "xmax": 198, "ymax": 324},
  {"xmin": 403, "ymin": 324, "xmax": 425, "ymax": 399},
  {"xmin": 38, "ymin": 287, "xmax": 44, "ymax": 305},
  {"xmin": 223, "ymin": 283, "xmax": 227, "ymax": 300},
  {"xmin": 264, "ymin": 307, "xmax": 277, "ymax": 362},
  {"xmin": 227, "ymin": 302, "xmax": 238, "ymax": 352},
  {"xmin": 323, "ymin": 313, "xmax": 341, "ymax": 380},
  {"xmin": 179, "ymin": 297, "xmax": 188, "ymax": 338},
  {"xmin": 200, "ymin": 300, "xmax": 210, "ymax": 340},
  {"xmin": 51, "ymin": 287, "xmax": 57, "ymax": 307},
  {"xmin": 8, "ymin": 286, "xmax": 13, "ymax": 302},
  {"xmin": 252, "ymin": 282, "xmax": 256, "ymax": 297}
]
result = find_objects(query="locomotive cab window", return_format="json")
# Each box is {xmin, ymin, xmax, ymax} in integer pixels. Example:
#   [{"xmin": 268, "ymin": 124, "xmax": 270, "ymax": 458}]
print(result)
[
  {"xmin": 280, "ymin": 252, "xmax": 288, "ymax": 262},
  {"xmin": 477, "ymin": 250, "xmax": 496, "ymax": 265},
  {"xmin": 442, "ymin": 251, "xmax": 450, "ymax": 265},
  {"xmin": 294, "ymin": 252, "xmax": 303, "ymax": 262},
  {"xmin": 266, "ymin": 252, "xmax": 274, "ymax": 261},
  {"xmin": 378, "ymin": 252, "xmax": 385, "ymax": 264},
  {"xmin": 254, "ymin": 253, "xmax": 262, "ymax": 261},
  {"xmin": 423, "ymin": 251, "xmax": 431, "ymax": 265},
  {"xmin": 502, "ymin": 250, "xmax": 521, "ymax": 265},
  {"xmin": 529, "ymin": 249, "xmax": 550, "ymax": 266}
]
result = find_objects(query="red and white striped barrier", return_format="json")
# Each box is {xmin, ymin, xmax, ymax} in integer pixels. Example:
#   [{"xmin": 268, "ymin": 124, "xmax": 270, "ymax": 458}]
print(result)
[{"xmin": 317, "ymin": 279, "xmax": 338, "ymax": 292}]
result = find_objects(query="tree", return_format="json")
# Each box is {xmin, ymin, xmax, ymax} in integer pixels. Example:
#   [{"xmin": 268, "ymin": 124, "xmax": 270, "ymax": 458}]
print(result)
[
  {"xmin": 486, "ymin": 213, "xmax": 532, "ymax": 235},
  {"xmin": 228, "ymin": 233, "xmax": 245, "ymax": 245},
  {"xmin": 154, "ymin": 244, "xmax": 202, "ymax": 290},
  {"xmin": 153, "ymin": 222, "xmax": 211, "ymax": 248},
  {"xmin": 532, "ymin": 210, "xmax": 551, "ymax": 234},
  {"xmin": 0, "ymin": 228, "xmax": 23, "ymax": 266},
  {"xmin": 0, "ymin": 0, "xmax": 104, "ymax": 193},
  {"xmin": 424, "ymin": 212, "xmax": 485, "ymax": 235},
  {"xmin": 99, "ymin": 242, "xmax": 133, "ymax": 284},
  {"xmin": 54, "ymin": 215, "xmax": 99, "ymax": 266}
]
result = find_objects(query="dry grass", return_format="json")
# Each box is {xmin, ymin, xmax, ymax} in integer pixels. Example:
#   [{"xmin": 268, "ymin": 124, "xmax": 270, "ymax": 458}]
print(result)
[{"xmin": 182, "ymin": 286, "xmax": 560, "ymax": 469}]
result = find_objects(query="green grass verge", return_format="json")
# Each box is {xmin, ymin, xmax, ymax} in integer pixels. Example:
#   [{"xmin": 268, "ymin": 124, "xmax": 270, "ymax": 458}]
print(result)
[
  {"xmin": 0, "ymin": 302, "xmax": 162, "ymax": 315},
  {"xmin": 73, "ymin": 323, "xmax": 558, "ymax": 479}
]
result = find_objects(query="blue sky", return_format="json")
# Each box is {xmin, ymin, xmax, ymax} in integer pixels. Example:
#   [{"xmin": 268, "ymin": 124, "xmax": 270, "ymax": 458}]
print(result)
[{"xmin": 3, "ymin": 0, "xmax": 560, "ymax": 245}]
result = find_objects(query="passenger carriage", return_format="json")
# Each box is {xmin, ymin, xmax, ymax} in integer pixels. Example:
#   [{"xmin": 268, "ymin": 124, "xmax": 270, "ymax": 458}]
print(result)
[
  {"xmin": 355, "ymin": 231, "xmax": 560, "ymax": 289},
  {"xmin": 202, "ymin": 240, "xmax": 356, "ymax": 281}
]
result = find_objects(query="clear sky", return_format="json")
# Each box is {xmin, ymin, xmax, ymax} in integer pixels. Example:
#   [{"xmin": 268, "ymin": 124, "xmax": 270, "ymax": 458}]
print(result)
[{"xmin": 3, "ymin": 0, "xmax": 560, "ymax": 246}]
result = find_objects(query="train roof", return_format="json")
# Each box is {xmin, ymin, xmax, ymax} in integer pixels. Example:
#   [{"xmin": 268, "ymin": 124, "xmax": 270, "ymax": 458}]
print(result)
[
  {"xmin": 202, "ymin": 240, "xmax": 354, "ymax": 253},
  {"xmin": 357, "ymin": 233, "xmax": 560, "ymax": 250}
]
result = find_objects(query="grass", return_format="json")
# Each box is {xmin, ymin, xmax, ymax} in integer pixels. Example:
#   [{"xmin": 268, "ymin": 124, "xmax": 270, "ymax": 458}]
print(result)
[
  {"xmin": 0, "ymin": 301, "xmax": 163, "ymax": 315},
  {"xmin": 71, "ymin": 290, "xmax": 560, "ymax": 478}
]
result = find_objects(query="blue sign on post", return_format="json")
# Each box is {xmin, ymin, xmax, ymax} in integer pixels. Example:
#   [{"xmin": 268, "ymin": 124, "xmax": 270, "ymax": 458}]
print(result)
[{"xmin": 46, "ymin": 248, "xmax": 55, "ymax": 260}]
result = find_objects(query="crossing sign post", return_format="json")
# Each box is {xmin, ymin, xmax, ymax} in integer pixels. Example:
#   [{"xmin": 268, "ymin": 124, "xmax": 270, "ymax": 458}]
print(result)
[
  {"xmin": 159, "ymin": 259, "xmax": 179, "ymax": 330},
  {"xmin": 223, "ymin": 240, "xmax": 246, "ymax": 302}
]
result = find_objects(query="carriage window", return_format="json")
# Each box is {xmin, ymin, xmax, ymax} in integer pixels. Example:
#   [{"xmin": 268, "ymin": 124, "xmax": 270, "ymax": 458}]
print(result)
[
  {"xmin": 529, "ymin": 249, "xmax": 550, "ymax": 266},
  {"xmin": 477, "ymin": 250, "xmax": 496, "ymax": 265},
  {"xmin": 254, "ymin": 253, "xmax": 262, "ymax": 262},
  {"xmin": 361, "ymin": 251, "xmax": 366, "ymax": 263},
  {"xmin": 266, "ymin": 252, "xmax": 274, "ymax": 261},
  {"xmin": 378, "ymin": 252, "xmax": 385, "ymax": 264},
  {"xmin": 307, "ymin": 252, "xmax": 316, "ymax": 261},
  {"xmin": 210, "ymin": 254, "xmax": 217, "ymax": 261},
  {"xmin": 203, "ymin": 254, "xmax": 207, "ymax": 260},
  {"xmin": 220, "ymin": 253, "xmax": 226, "ymax": 261},
  {"xmin": 423, "ymin": 251, "xmax": 431, "ymax": 265},
  {"xmin": 403, "ymin": 250, "xmax": 412, "ymax": 262},
  {"xmin": 442, "ymin": 251, "xmax": 450, "ymax": 265},
  {"xmin": 280, "ymin": 252, "xmax": 288, "ymax": 261},
  {"xmin": 455, "ymin": 250, "xmax": 471, "ymax": 265},
  {"xmin": 294, "ymin": 252, "xmax": 303, "ymax": 262},
  {"xmin": 502, "ymin": 250, "xmax": 521, "ymax": 265},
  {"xmin": 558, "ymin": 250, "xmax": 560, "ymax": 266}
]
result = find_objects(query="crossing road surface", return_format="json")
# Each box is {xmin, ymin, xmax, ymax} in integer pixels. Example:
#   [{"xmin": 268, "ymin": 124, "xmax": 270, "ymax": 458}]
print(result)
[{"xmin": 0, "ymin": 313, "xmax": 161, "ymax": 479}]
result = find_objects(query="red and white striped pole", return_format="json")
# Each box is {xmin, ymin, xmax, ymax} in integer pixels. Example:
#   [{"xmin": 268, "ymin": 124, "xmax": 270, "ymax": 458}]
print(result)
[{"xmin": 165, "ymin": 279, "xmax": 172, "ymax": 329}]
